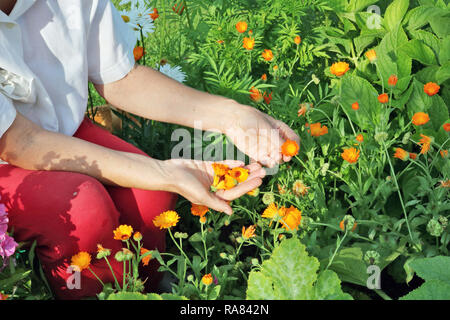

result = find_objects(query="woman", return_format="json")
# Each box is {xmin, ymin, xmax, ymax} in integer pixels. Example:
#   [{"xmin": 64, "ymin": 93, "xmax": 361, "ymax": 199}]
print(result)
[{"xmin": 0, "ymin": 0, "xmax": 299, "ymax": 299}]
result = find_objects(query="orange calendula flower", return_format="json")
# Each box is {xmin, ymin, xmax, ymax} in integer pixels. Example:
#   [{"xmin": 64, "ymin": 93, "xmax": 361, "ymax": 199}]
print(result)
[
  {"xmin": 247, "ymin": 187, "xmax": 260, "ymax": 197},
  {"xmin": 261, "ymin": 73, "xmax": 267, "ymax": 81},
  {"xmin": 249, "ymin": 86, "xmax": 263, "ymax": 103},
  {"xmin": 71, "ymin": 252, "xmax": 91, "ymax": 272},
  {"xmin": 199, "ymin": 216, "xmax": 207, "ymax": 224},
  {"xmin": 442, "ymin": 123, "xmax": 450, "ymax": 132},
  {"xmin": 202, "ymin": 274, "xmax": 213, "ymax": 286},
  {"xmin": 242, "ymin": 225, "xmax": 256, "ymax": 240},
  {"xmin": 419, "ymin": 134, "xmax": 432, "ymax": 154},
  {"xmin": 273, "ymin": 65, "xmax": 279, "ymax": 71},
  {"xmin": 262, "ymin": 202, "xmax": 284, "ymax": 219},
  {"xmin": 298, "ymin": 103, "xmax": 312, "ymax": 117},
  {"xmin": 263, "ymin": 91, "xmax": 272, "ymax": 104},
  {"xmin": 378, "ymin": 93, "xmax": 389, "ymax": 104},
  {"xmin": 330, "ymin": 62, "xmax": 350, "ymax": 77},
  {"xmin": 140, "ymin": 248, "xmax": 152, "ymax": 266},
  {"xmin": 212, "ymin": 163, "xmax": 229, "ymax": 176},
  {"xmin": 281, "ymin": 140, "xmax": 299, "ymax": 157},
  {"xmin": 309, "ymin": 122, "xmax": 328, "ymax": 137},
  {"xmin": 388, "ymin": 75, "xmax": 398, "ymax": 87},
  {"xmin": 409, "ymin": 152, "xmax": 418, "ymax": 160},
  {"xmin": 294, "ymin": 35, "xmax": 301, "ymax": 45},
  {"xmin": 0, "ymin": 293, "xmax": 9, "ymax": 300},
  {"xmin": 149, "ymin": 8, "xmax": 159, "ymax": 20},
  {"xmin": 412, "ymin": 112, "xmax": 430, "ymax": 126},
  {"xmin": 365, "ymin": 49, "xmax": 377, "ymax": 63},
  {"xmin": 424, "ymin": 82, "xmax": 440, "ymax": 96},
  {"xmin": 440, "ymin": 150, "xmax": 448, "ymax": 158},
  {"xmin": 394, "ymin": 148, "xmax": 409, "ymax": 161},
  {"xmin": 440, "ymin": 180, "xmax": 450, "ymax": 188},
  {"xmin": 243, "ymin": 37, "xmax": 255, "ymax": 50},
  {"xmin": 280, "ymin": 206, "xmax": 302, "ymax": 231},
  {"xmin": 292, "ymin": 180, "xmax": 309, "ymax": 197},
  {"xmin": 153, "ymin": 210, "xmax": 180, "ymax": 229},
  {"xmin": 133, "ymin": 232, "xmax": 143, "ymax": 242},
  {"xmin": 351, "ymin": 102, "xmax": 359, "ymax": 110},
  {"xmin": 235, "ymin": 21, "xmax": 248, "ymax": 33},
  {"xmin": 191, "ymin": 203, "xmax": 209, "ymax": 217},
  {"xmin": 356, "ymin": 134, "xmax": 364, "ymax": 143},
  {"xmin": 261, "ymin": 49, "xmax": 274, "ymax": 61},
  {"xmin": 339, "ymin": 220, "xmax": 357, "ymax": 232},
  {"xmin": 217, "ymin": 40, "xmax": 224, "ymax": 44},
  {"xmin": 341, "ymin": 147, "xmax": 360, "ymax": 163},
  {"xmin": 133, "ymin": 46, "xmax": 144, "ymax": 62},
  {"xmin": 113, "ymin": 225, "xmax": 134, "ymax": 241},
  {"xmin": 229, "ymin": 167, "xmax": 249, "ymax": 183}
]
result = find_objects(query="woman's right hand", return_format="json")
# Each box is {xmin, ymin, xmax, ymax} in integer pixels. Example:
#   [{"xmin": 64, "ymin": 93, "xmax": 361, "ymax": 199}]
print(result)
[{"xmin": 165, "ymin": 159, "xmax": 266, "ymax": 215}]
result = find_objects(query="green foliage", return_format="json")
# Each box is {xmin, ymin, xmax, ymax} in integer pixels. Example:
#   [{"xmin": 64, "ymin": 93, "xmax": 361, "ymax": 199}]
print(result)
[
  {"xmin": 105, "ymin": 292, "xmax": 188, "ymax": 300},
  {"xmin": 246, "ymin": 237, "xmax": 352, "ymax": 300},
  {"xmin": 400, "ymin": 256, "xmax": 450, "ymax": 300}
]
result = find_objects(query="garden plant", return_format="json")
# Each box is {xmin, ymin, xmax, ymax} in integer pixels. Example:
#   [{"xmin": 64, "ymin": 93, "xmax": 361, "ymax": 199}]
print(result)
[{"xmin": 1, "ymin": 0, "xmax": 449, "ymax": 301}]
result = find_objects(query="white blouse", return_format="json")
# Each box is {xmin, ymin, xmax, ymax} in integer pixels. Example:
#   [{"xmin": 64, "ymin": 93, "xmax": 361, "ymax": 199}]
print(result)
[{"xmin": 0, "ymin": 0, "xmax": 136, "ymax": 145}]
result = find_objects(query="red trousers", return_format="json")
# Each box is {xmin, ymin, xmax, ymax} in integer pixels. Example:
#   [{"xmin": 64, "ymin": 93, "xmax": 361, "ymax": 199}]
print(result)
[{"xmin": 0, "ymin": 118, "xmax": 177, "ymax": 299}]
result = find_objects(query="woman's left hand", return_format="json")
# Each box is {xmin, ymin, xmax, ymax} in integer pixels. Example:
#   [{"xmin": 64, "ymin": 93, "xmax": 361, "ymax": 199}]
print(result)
[{"xmin": 224, "ymin": 103, "xmax": 300, "ymax": 168}]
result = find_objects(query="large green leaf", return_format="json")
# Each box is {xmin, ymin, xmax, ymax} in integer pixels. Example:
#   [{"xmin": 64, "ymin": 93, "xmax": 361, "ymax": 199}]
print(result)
[
  {"xmin": 400, "ymin": 39, "xmax": 438, "ymax": 66},
  {"xmin": 384, "ymin": 0, "xmax": 409, "ymax": 31},
  {"xmin": 400, "ymin": 256, "xmax": 450, "ymax": 300},
  {"xmin": 106, "ymin": 292, "xmax": 188, "ymax": 300},
  {"xmin": 246, "ymin": 237, "xmax": 352, "ymax": 300}
]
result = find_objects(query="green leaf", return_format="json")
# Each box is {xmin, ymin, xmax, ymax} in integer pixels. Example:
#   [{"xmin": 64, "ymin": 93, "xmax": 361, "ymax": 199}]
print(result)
[
  {"xmin": 246, "ymin": 237, "xmax": 352, "ymax": 300},
  {"xmin": 384, "ymin": 0, "xmax": 409, "ymax": 31},
  {"xmin": 400, "ymin": 39, "xmax": 437, "ymax": 66},
  {"xmin": 107, "ymin": 292, "xmax": 154, "ymax": 300},
  {"xmin": 400, "ymin": 281, "xmax": 450, "ymax": 300}
]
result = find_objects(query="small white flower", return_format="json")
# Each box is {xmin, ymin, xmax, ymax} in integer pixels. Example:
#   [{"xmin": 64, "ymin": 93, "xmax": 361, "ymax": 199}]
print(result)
[
  {"xmin": 119, "ymin": 7, "xmax": 155, "ymax": 41},
  {"xmin": 158, "ymin": 64, "xmax": 187, "ymax": 83}
]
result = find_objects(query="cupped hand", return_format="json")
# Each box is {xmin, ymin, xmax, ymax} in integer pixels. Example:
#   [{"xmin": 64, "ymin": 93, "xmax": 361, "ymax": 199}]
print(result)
[
  {"xmin": 224, "ymin": 104, "xmax": 300, "ymax": 168},
  {"xmin": 166, "ymin": 159, "xmax": 266, "ymax": 215}
]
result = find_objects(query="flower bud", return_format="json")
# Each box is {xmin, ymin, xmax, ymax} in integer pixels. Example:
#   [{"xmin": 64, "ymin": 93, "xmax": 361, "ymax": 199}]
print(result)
[
  {"xmin": 262, "ymin": 192, "xmax": 275, "ymax": 205},
  {"xmin": 187, "ymin": 274, "xmax": 194, "ymax": 282},
  {"xmin": 427, "ymin": 218, "xmax": 444, "ymax": 237},
  {"xmin": 364, "ymin": 250, "xmax": 380, "ymax": 265}
]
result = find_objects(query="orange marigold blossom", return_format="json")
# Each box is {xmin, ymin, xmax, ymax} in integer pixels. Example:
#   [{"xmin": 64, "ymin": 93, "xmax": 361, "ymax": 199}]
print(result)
[
  {"xmin": 153, "ymin": 210, "xmax": 180, "ymax": 229},
  {"xmin": 243, "ymin": 37, "xmax": 255, "ymax": 50},
  {"xmin": 202, "ymin": 274, "xmax": 213, "ymax": 286},
  {"xmin": 309, "ymin": 122, "xmax": 328, "ymax": 137},
  {"xmin": 298, "ymin": 103, "xmax": 312, "ymax": 117},
  {"xmin": 356, "ymin": 134, "xmax": 364, "ymax": 143},
  {"xmin": 351, "ymin": 102, "xmax": 359, "ymax": 110},
  {"xmin": 140, "ymin": 248, "xmax": 152, "ymax": 266},
  {"xmin": 229, "ymin": 167, "xmax": 249, "ymax": 183},
  {"xmin": 249, "ymin": 86, "xmax": 263, "ymax": 103},
  {"xmin": 330, "ymin": 62, "xmax": 350, "ymax": 77},
  {"xmin": 242, "ymin": 225, "xmax": 256, "ymax": 240},
  {"xmin": 113, "ymin": 225, "xmax": 133, "ymax": 241},
  {"xmin": 261, "ymin": 73, "xmax": 267, "ymax": 81},
  {"xmin": 443, "ymin": 123, "xmax": 450, "ymax": 132},
  {"xmin": 409, "ymin": 152, "xmax": 418, "ymax": 160},
  {"xmin": 388, "ymin": 75, "xmax": 398, "ymax": 87},
  {"xmin": 262, "ymin": 202, "xmax": 284, "ymax": 219},
  {"xmin": 217, "ymin": 40, "xmax": 224, "ymax": 44},
  {"xmin": 440, "ymin": 180, "xmax": 450, "ymax": 188},
  {"xmin": 281, "ymin": 140, "xmax": 299, "ymax": 157},
  {"xmin": 294, "ymin": 35, "xmax": 301, "ymax": 45},
  {"xmin": 365, "ymin": 49, "xmax": 377, "ymax": 63},
  {"xmin": 191, "ymin": 203, "xmax": 209, "ymax": 217},
  {"xmin": 261, "ymin": 49, "xmax": 274, "ymax": 61},
  {"xmin": 394, "ymin": 148, "xmax": 409, "ymax": 161},
  {"xmin": 149, "ymin": 8, "xmax": 159, "ymax": 20},
  {"xmin": 133, "ymin": 46, "xmax": 144, "ymax": 62},
  {"xmin": 412, "ymin": 112, "xmax": 430, "ymax": 126},
  {"xmin": 133, "ymin": 232, "xmax": 143, "ymax": 242},
  {"xmin": 0, "ymin": 293, "xmax": 9, "ymax": 300},
  {"xmin": 424, "ymin": 82, "xmax": 440, "ymax": 96},
  {"xmin": 212, "ymin": 163, "xmax": 229, "ymax": 176},
  {"xmin": 273, "ymin": 65, "xmax": 278, "ymax": 71},
  {"xmin": 280, "ymin": 206, "xmax": 302, "ymax": 231},
  {"xmin": 419, "ymin": 134, "xmax": 432, "ymax": 154},
  {"xmin": 199, "ymin": 216, "xmax": 207, "ymax": 224},
  {"xmin": 439, "ymin": 150, "xmax": 448, "ymax": 158},
  {"xmin": 378, "ymin": 93, "xmax": 389, "ymax": 104},
  {"xmin": 71, "ymin": 252, "xmax": 91, "ymax": 272},
  {"xmin": 341, "ymin": 147, "xmax": 360, "ymax": 163},
  {"xmin": 235, "ymin": 21, "xmax": 248, "ymax": 33}
]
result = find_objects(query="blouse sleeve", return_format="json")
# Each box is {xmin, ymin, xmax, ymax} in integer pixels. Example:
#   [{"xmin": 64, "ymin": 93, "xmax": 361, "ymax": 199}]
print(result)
[
  {"xmin": 87, "ymin": 0, "xmax": 137, "ymax": 85},
  {"xmin": 0, "ymin": 93, "xmax": 17, "ymax": 139}
]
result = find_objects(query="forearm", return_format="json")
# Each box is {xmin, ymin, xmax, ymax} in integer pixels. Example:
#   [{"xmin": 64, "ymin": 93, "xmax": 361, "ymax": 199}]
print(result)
[
  {"xmin": 0, "ymin": 113, "xmax": 173, "ymax": 191},
  {"xmin": 95, "ymin": 64, "xmax": 247, "ymax": 132}
]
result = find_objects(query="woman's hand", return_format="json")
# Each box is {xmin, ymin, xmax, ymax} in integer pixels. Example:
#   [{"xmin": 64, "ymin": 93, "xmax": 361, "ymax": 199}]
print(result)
[
  {"xmin": 165, "ymin": 159, "xmax": 266, "ymax": 215},
  {"xmin": 223, "ymin": 103, "xmax": 300, "ymax": 168}
]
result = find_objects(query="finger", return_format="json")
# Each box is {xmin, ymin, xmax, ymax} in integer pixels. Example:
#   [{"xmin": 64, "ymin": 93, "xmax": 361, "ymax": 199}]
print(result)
[
  {"xmin": 245, "ymin": 162, "xmax": 262, "ymax": 173},
  {"xmin": 283, "ymin": 155, "xmax": 293, "ymax": 162},
  {"xmin": 202, "ymin": 192, "xmax": 233, "ymax": 215},
  {"xmin": 216, "ymin": 177, "xmax": 263, "ymax": 201}
]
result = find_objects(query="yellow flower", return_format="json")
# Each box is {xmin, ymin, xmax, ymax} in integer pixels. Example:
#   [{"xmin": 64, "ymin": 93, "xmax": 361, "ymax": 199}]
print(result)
[
  {"xmin": 202, "ymin": 273, "xmax": 213, "ymax": 286},
  {"xmin": 242, "ymin": 225, "xmax": 256, "ymax": 240},
  {"xmin": 71, "ymin": 252, "xmax": 91, "ymax": 271},
  {"xmin": 330, "ymin": 62, "xmax": 349, "ymax": 77},
  {"xmin": 153, "ymin": 210, "xmax": 180, "ymax": 229},
  {"xmin": 133, "ymin": 232, "xmax": 143, "ymax": 242},
  {"xmin": 212, "ymin": 163, "xmax": 229, "ymax": 176},
  {"xmin": 200, "ymin": 216, "xmax": 207, "ymax": 224},
  {"xmin": 243, "ymin": 37, "xmax": 255, "ymax": 50},
  {"xmin": 229, "ymin": 167, "xmax": 249, "ymax": 183},
  {"xmin": 113, "ymin": 225, "xmax": 134, "ymax": 241},
  {"xmin": 365, "ymin": 49, "xmax": 377, "ymax": 63},
  {"xmin": 341, "ymin": 147, "xmax": 360, "ymax": 163},
  {"xmin": 280, "ymin": 206, "xmax": 302, "ymax": 231},
  {"xmin": 262, "ymin": 202, "xmax": 285, "ymax": 219}
]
